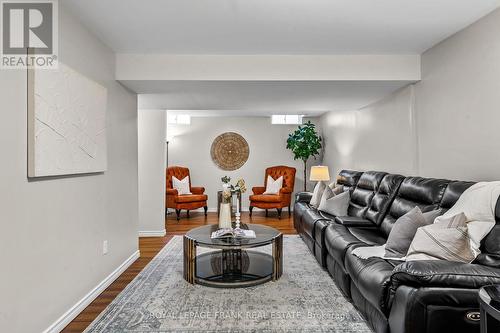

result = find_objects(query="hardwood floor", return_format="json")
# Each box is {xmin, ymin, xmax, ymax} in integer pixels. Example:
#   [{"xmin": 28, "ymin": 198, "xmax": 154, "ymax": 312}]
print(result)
[{"xmin": 62, "ymin": 210, "xmax": 297, "ymax": 332}]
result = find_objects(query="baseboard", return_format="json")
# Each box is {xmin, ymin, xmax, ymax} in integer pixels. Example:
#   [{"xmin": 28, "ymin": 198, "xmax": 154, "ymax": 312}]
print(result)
[
  {"xmin": 43, "ymin": 250, "xmax": 140, "ymax": 333},
  {"xmin": 181, "ymin": 207, "xmax": 293, "ymax": 213},
  {"xmin": 139, "ymin": 229, "xmax": 166, "ymax": 237},
  {"xmin": 207, "ymin": 207, "xmax": 251, "ymax": 212}
]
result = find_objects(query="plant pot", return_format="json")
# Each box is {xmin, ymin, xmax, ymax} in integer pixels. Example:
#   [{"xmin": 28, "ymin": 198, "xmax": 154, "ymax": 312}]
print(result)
[{"xmin": 219, "ymin": 203, "xmax": 232, "ymax": 229}]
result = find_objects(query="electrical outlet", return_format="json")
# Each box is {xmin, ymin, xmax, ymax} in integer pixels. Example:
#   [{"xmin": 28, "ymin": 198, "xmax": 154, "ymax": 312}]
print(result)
[{"xmin": 103, "ymin": 240, "xmax": 109, "ymax": 255}]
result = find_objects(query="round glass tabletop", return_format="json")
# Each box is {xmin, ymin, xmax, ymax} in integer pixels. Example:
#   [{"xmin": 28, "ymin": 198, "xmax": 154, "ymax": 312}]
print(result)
[{"xmin": 185, "ymin": 223, "xmax": 281, "ymax": 249}]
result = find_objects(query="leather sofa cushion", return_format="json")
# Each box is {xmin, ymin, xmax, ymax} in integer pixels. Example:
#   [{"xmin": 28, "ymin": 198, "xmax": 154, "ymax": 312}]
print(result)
[
  {"xmin": 390, "ymin": 260, "xmax": 500, "ymax": 290},
  {"xmin": 325, "ymin": 224, "xmax": 366, "ymax": 268},
  {"xmin": 314, "ymin": 219, "xmax": 332, "ymax": 245},
  {"xmin": 302, "ymin": 209, "xmax": 327, "ymax": 237},
  {"xmin": 365, "ymin": 174, "xmax": 405, "ymax": 225},
  {"xmin": 249, "ymin": 194, "xmax": 282, "ymax": 203},
  {"xmin": 176, "ymin": 194, "xmax": 208, "ymax": 203},
  {"xmin": 348, "ymin": 171, "xmax": 387, "ymax": 218},
  {"xmin": 345, "ymin": 247, "xmax": 400, "ymax": 315},
  {"xmin": 324, "ymin": 224, "xmax": 385, "ymax": 270},
  {"xmin": 379, "ymin": 177, "xmax": 450, "ymax": 237},
  {"xmin": 349, "ymin": 228, "xmax": 387, "ymax": 246},
  {"xmin": 336, "ymin": 170, "xmax": 362, "ymax": 191},
  {"xmin": 440, "ymin": 181, "xmax": 475, "ymax": 209}
]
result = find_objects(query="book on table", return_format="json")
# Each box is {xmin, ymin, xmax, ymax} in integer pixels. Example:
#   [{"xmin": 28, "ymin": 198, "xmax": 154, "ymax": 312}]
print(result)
[{"xmin": 211, "ymin": 228, "xmax": 256, "ymax": 239}]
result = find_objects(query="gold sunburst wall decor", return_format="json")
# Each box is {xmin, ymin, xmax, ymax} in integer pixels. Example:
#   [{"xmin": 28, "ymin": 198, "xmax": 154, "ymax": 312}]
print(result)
[{"xmin": 210, "ymin": 132, "xmax": 250, "ymax": 171}]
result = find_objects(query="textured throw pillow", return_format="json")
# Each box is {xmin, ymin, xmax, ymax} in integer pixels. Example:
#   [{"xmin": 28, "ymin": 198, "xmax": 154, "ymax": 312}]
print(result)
[
  {"xmin": 263, "ymin": 175, "xmax": 283, "ymax": 195},
  {"xmin": 318, "ymin": 191, "xmax": 350, "ymax": 216},
  {"xmin": 172, "ymin": 176, "xmax": 191, "ymax": 195},
  {"xmin": 384, "ymin": 207, "xmax": 443, "ymax": 258},
  {"xmin": 318, "ymin": 186, "xmax": 335, "ymax": 209},
  {"xmin": 406, "ymin": 212, "xmax": 475, "ymax": 263},
  {"xmin": 310, "ymin": 181, "xmax": 326, "ymax": 207}
]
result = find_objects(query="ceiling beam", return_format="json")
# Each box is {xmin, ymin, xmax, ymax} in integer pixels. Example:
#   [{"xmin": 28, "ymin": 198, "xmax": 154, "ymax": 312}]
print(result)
[{"xmin": 116, "ymin": 54, "xmax": 420, "ymax": 81}]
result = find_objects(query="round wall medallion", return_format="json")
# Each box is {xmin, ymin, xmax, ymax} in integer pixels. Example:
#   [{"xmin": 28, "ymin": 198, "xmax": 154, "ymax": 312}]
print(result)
[{"xmin": 210, "ymin": 132, "xmax": 249, "ymax": 171}]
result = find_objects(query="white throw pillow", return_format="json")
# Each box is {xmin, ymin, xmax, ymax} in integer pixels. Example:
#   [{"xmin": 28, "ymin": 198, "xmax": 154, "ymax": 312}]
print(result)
[
  {"xmin": 406, "ymin": 212, "xmax": 475, "ymax": 263},
  {"xmin": 310, "ymin": 181, "xmax": 326, "ymax": 207},
  {"xmin": 318, "ymin": 191, "xmax": 350, "ymax": 216},
  {"xmin": 317, "ymin": 186, "xmax": 335, "ymax": 209},
  {"xmin": 433, "ymin": 181, "xmax": 500, "ymax": 257},
  {"xmin": 263, "ymin": 175, "xmax": 283, "ymax": 195},
  {"xmin": 172, "ymin": 176, "xmax": 191, "ymax": 195}
]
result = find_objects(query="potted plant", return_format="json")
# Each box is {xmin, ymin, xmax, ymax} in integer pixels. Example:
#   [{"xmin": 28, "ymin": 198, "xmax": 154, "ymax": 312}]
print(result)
[{"xmin": 286, "ymin": 121, "xmax": 322, "ymax": 191}]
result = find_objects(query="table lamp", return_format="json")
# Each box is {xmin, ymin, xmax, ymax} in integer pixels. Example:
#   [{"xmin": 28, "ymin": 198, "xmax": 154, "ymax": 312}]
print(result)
[{"xmin": 310, "ymin": 165, "xmax": 330, "ymax": 185}]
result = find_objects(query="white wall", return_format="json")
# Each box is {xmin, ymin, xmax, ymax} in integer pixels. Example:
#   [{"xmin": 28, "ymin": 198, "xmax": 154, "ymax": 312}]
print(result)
[
  {"xmin": 138, "ymin": 110, "xmax": 167, "ymax": 235},
  {"xmin": 415, "ymin": 8, "xmax": 500, "ymax": 181},
  {"xmin": 167, "ymin": 116, "xmax": 321, "ymax": 211},
  {"xmin": 321, "ymin": 86, "xmax": 417, "ymax": 178},
  {"xmin": 0, "ymin": 6, "xmax": 138, "ymax": 333},
  {"xmin": 320, "ymin": 8, "xmax": 500, "ymax": 182}
]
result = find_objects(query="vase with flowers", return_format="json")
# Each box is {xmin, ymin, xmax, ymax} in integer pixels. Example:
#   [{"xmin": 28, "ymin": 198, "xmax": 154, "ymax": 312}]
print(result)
[{"xmin": 219, "ymin": 176, "xmax": 247, "ymax": 229}]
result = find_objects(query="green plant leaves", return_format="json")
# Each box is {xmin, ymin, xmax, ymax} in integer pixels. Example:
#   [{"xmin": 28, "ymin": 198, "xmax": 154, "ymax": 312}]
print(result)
[{"xmin": 286, "ymin": 121, "xmax": 322, "ymax": 162}]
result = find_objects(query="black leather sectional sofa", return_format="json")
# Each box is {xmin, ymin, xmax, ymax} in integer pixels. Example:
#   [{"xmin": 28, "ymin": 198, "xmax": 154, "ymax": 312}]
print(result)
[{"xmin": 294, "ymin": 170, "xmax": 500, "ymax": 333}]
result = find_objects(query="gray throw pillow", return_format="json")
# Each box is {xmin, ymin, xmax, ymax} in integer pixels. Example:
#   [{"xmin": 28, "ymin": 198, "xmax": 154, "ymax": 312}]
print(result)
[
  {"xmin": 310, "ymin": 181, "xmax": 326, "ymax": 207},
  {"xmin": 384, "ymin": 207, "xmax": 443, "ymax": 258},
  {"xmin": 318, "ymin": 191, "xmax": 350, "ymax": 216}
]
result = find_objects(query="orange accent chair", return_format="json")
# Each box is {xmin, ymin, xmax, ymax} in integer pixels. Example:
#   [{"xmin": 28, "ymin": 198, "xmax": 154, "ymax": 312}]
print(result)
[
  {"xmin": 166, "ymin": 166, "xmax": 208, "ymax": 220},
  {"xmin": 249, "ymin": 165, "xmax": 296, "ymax": 219}
]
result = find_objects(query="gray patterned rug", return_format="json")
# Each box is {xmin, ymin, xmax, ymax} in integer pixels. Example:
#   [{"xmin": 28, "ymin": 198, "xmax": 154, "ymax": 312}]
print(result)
[{"xmin": 85, "ymin": 235, "xmax": 371, "ymax": 332}]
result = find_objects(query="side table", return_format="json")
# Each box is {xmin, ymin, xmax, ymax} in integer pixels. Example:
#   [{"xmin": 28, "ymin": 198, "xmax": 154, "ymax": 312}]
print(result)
[{"xmin": 479, "ymin": 285, "xmax": 500, "ymax": 332}]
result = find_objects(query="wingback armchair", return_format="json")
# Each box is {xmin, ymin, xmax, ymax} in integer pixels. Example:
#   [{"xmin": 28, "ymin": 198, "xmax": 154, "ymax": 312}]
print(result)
[
  {"xmin": 249, "ymin": 165, "xmax": 296, "ymax": 219},
  {"xmin": 166, "ymin": 166, "xmax": 208, "ymax": 220}
]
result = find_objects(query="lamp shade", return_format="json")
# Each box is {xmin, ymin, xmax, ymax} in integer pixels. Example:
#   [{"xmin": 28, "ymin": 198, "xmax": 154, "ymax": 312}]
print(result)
[{"xmin": 310, "ymin": 166, "xmax": 330, "ymax": 181}]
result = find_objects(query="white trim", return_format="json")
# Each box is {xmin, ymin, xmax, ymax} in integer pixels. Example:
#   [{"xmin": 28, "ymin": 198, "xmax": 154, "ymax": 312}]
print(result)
[
  {"xmin": 139, "ymin": 229, "xmax": 166, "ymax": 237},
  {"xmin": 42, "ymin": 250, "xmax": 140, "ymax": 333}
]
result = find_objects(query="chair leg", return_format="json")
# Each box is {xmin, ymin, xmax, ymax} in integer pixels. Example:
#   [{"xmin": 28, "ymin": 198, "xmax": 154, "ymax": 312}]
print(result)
[
  {"xmin": 277, "ymin": 208, "xmax": 282, "ymax": 219},
  {"xmin": 175, "ymin": 209, "xmax": 181, "ymax": 221},
  {"xmin": 289, "ymin": 205, "xmax": 291, "ymax": 217},
  {"xmin": 187, "ymin": 210, "xmax": 190, "ymax": 218},
  {"xmin": 265, "ymin": 209, "xmax": 268, "ymax": 217},
  {"xmin": 204, "ymin": 206, "xmax": 208, "ymax": 216},
  {"xmin": 249, "ymin": 206, "xmax": 253, "ymax": 216}
]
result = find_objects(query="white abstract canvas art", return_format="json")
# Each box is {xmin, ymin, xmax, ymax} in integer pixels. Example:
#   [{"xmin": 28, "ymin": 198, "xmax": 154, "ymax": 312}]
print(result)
[{"xmin": 28, "ymin": 62, "xmax": 107, "ymax": 177}]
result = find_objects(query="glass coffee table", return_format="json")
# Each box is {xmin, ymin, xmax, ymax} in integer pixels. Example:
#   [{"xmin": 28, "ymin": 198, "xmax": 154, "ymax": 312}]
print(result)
[{"xmin": 183, "ymin": 224, "xmax": 283, "ymax": 288}]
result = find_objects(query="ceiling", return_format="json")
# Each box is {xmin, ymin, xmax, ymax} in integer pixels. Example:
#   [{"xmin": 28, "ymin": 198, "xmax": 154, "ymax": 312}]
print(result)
[
  {"xmin": 136, "ymin": 80, "xmax": 408, "ymax": 115},
  {"xmin": 63, "ymin": 0, "xmax": 500, "ymax": 54}
]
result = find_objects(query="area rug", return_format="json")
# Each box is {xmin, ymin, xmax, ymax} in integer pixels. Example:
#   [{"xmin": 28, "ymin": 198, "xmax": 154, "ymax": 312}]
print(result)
[{"xmin": 85, "ymin": 235, "xmax": 371, "ymax": 332}]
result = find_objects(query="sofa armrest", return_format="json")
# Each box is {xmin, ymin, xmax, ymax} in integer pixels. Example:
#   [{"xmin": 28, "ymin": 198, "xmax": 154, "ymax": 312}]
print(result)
[
  {"xmin": 166, "ymin": 188, "xmax": 178, "ymax": 196},
  {"xmin": 190, "ymin": 186, "xmax": 205, "ymax": 194},
  {"xmin": 391, "ymin": 260, "xmax": 500, "ymax": 290},
  {"xmin": 334, "ymin": 216, "xmax": 377, "ymax": 228},
  {"xmin": 252, "ymin": 186, "xmax": 265, "ymax": 195},
  {"xmin": 280, "ymin": 188, "xmax": 292, "ymax": 194},
  {"xmin": 295, "ymin": 192, "xmax": 313, "ymax": 203}
]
